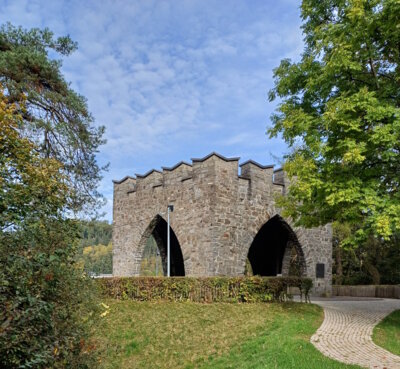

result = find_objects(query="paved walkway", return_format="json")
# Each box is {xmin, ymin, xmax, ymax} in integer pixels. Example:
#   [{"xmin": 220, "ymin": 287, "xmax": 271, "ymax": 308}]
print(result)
[{"xmin": 310, "ymin": 297, "xmax": 400, "ymax": 369}]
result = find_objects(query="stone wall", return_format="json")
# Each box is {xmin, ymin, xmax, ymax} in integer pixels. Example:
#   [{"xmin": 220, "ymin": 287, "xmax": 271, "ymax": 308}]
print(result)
[{"xmin": 112, "ymin": 152, "xmax": 332, "ymax": 295}]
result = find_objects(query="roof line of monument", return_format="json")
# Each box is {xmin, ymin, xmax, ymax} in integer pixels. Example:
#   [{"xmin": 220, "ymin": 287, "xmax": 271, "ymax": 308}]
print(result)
[
  {"xmin": 161, "ymin": 161, "xmax": 192, "ymax": 171},
  {"xmin": 191, "ymin": 151, "xmax": 240, "ymax": 163},
  {"xmin": 113, "ymin": 152, "xmax": 278, "ymax": 183},
  {"xmin": 239, "ymin": 160, "xmax": 274, "ymax": 169}
]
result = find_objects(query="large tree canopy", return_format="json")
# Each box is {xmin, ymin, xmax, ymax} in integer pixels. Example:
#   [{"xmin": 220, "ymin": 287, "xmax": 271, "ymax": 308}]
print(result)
[
  {"xmin": 269, "ymin": 0, "xmax": 400, "ymax": 245},
  {"xmin": 0, "ymin": 23, "xmax": 106, "ymax": 213},
  {"xmin": 0, "ymin": 87, "xmax": 98, "ymax": 368},
  {"xmin": 0, "ymin": 23, "xmax": 103, "ymax": 367}
]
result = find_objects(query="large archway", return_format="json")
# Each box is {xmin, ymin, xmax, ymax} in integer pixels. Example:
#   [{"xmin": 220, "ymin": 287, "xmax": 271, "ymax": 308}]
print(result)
[
  {"xmin": 139, "ymin": 215, "xmax": 185, "ymax": 276},
  {"xmin": 247, "ymin": 215, "xmax": 306, "ymax": 276}
]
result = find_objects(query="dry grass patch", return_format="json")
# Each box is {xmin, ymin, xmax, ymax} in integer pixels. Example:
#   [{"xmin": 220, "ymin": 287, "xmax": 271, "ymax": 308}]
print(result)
[
  {"xmin": 95, "ymin": 300, "xmax": 277, "ymax": 369},
  {"xmin": 93, "ymin": 300, "xmax": 362, "ymax": 369}
]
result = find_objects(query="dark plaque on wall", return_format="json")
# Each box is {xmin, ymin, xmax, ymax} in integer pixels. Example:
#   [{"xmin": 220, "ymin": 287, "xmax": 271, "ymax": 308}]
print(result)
[{"xmin": 316, "ymin": 263, "xmax": 325, "ymax": 278}]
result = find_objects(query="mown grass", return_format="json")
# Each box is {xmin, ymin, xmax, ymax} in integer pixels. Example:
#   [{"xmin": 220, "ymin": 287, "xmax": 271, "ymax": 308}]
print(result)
[
  {"xmin": 94, "ymin": 300, "xmax": 361, "ymax": 369},
  {"xmin": 373, "ymin": 309, "xmax": 400, "ymax": 356}
]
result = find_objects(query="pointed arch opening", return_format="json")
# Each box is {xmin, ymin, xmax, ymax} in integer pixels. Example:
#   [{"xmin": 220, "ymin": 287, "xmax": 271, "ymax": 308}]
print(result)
[
  {"xmin": 139, "ymin": 215, "xmax": 185, "ymax": 276},
  {"xmin": 246, "ymin": 215, "xmax": 306, "ymax": 277}
]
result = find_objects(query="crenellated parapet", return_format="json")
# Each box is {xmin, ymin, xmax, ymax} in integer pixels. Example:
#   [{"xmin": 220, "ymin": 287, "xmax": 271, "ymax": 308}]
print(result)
[
  {"xmin": 112, "ymin": 176, "xmax": 136, "ymax": 198},
  {"xmin": 113, "ymin": 152, "xmax": 286, "ymax": 195},
  {"xmin": 162, "ymin": 161, "xmax": 193, "ymax": 185}
]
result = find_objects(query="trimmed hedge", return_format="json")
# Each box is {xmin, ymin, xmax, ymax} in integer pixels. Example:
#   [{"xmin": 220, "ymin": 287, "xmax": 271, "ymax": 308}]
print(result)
[{"xmin": 97, "ymin": 276, "xmax": 313, "ymax": 303}]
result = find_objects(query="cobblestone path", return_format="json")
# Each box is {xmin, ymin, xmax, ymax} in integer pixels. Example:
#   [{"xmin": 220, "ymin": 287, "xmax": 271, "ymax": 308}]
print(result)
[{"xmin": 311, "ymin": 297, "xmax": 400, "ymax": 369}]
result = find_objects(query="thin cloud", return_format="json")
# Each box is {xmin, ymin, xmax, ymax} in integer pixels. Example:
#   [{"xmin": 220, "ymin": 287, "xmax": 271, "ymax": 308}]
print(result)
[{"xmin": 1, "ymin": 0, "xmax": 303, "ymax": 221}]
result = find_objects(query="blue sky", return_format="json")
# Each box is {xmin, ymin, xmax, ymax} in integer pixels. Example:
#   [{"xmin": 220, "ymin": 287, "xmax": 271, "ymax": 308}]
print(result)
[{"xmin": 1, "ymin": 0, "xmax": 304, "ymax": 221}]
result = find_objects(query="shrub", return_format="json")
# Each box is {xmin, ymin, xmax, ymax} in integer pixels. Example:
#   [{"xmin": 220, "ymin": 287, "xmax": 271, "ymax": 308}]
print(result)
[
  {"xmin": 97, "ymin": 276, "xmax": 312, "ymax": 303},
  {"xmin": 0, "ymin": 220, "xmax": 100, "ymax": 368}
]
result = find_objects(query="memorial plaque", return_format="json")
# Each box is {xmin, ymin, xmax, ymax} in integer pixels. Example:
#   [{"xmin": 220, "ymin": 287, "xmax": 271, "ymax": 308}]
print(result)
[{"xmin": 316, "ymin": 263, "xmax": 325, "ymax": 278}]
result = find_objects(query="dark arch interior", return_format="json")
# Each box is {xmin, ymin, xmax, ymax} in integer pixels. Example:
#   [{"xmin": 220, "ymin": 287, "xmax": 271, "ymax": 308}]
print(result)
[
  {"xmin": 248, "ymin": 215, "xmax": 295, "ymax": 276},
  {"xmin": 150, "ymin": 217, "xmax": 185, "ymax": 276}
]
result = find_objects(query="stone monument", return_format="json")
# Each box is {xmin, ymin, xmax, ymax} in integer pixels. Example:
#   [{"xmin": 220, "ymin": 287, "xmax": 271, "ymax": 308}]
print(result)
[{"xmin": 112, "ymin": 152, "xmax": 332, "ymax": 295}]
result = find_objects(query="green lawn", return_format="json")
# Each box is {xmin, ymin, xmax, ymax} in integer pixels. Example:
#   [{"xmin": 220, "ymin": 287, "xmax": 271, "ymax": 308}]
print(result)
[
  {"xmin": 373, "ymin": 309, "xmax": 400, "ymax": 356},
  {"xmin": 94, "ymin": 300, "xmax": 361, "ymax": 369}
]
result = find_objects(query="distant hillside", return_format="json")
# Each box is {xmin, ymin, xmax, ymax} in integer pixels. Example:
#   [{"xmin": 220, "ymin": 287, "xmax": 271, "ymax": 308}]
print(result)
[
  {"xmin": 78, "ymin": 220, "xmax": 112, "ymax": 275},
  {"xmin": 80, "ymin": 220, "xmax": 112, "ymax": 247}
]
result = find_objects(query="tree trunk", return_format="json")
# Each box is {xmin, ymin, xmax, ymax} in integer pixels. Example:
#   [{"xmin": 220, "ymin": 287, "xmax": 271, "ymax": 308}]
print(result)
[
  {"xmin": 364, "ymin": 261, "xmax": 381, "ymax": 285},
  {"xmin": 335, "ymin": 245, "xmax": 343, "ymax": 285}
]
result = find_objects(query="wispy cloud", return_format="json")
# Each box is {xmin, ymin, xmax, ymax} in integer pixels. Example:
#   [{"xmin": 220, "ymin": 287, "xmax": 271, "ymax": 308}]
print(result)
[{"xmin": 1, "ymin": 0, "xmax": 303, "ymax": 220}]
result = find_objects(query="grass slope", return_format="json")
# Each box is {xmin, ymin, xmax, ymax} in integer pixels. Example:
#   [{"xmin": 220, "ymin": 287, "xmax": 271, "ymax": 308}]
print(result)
[
  {"xmin": 94, "ymin": 300, "xmax": 361, "ymax": 369},
  {"xmin": 373, "ymin": 309, "xmax": 400, "ymax": 356}
]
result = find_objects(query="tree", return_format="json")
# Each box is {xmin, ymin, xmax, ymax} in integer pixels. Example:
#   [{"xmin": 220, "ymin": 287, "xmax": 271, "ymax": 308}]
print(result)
[
  {"xmin": 78, "ymin": 220, "xmax": 112, "ymax": 249},
  {"xmin": 0, "ymin": 87, "xmax": 98, "ymax": 368},
  {"xmin": 0, "ymin": 90, "xmax": 67, "ymax": 230},
  {"xmin": 268, "ymin": 0, "xmax": 400, "ymax": 246},
  {"xmin": 80, "ymin": 244, "xmax": 113, "ymax": 275},
  {"xmin": 0, "ymin": 23, "xmax": 106, "ymax": 214},
  {"xmin": 332, "ymin": 222, "xmax": 400, "ymax": 285},
  {"xmin": 75, "ymin": 220, "xmax": 112, "ymax": 275},
  {"xmin": 0, "ymin": 22, "xmax": 104, "ymax": 368}
]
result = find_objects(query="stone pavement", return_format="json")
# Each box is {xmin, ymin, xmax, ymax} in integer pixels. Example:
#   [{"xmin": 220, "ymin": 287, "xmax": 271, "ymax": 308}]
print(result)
[{"xmin": 310, "ymin": 297, "xmax": 400, "ymax": 369}]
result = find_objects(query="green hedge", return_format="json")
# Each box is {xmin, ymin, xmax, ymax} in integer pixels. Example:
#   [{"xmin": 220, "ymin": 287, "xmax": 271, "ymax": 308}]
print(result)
[{"xmin": 97, "ymin": 276, "xmax": 312, "ymax": 303}]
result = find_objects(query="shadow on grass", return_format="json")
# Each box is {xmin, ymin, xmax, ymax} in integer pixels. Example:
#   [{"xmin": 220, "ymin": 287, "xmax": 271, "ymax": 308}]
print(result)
[{"xmin": 373, "ymin": 309, "xmax": 400, "ymax": 356}]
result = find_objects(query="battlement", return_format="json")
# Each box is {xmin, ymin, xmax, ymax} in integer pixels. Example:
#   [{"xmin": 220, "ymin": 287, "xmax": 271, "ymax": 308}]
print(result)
[{"xmin": 113, "ymin": 152, "xmax": 286, "ymax": 194}]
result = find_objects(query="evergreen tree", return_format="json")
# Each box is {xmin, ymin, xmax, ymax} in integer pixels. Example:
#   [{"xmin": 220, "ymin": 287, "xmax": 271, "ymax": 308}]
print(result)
[{"xmin": 0, "ymin": 23, "xmax": 106, "ymax": 214}]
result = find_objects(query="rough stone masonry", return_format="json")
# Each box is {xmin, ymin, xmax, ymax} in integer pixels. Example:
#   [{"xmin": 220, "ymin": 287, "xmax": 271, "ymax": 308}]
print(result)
[{"xmin": 112, "ymin": 152, "xmax": 332, "ymax": 295}]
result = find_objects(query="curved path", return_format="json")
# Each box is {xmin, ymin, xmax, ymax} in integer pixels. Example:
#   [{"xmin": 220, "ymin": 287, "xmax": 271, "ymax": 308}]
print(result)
[{"xmin": 310, "ymin": 297, "xmax": 400, "ymax": 369}]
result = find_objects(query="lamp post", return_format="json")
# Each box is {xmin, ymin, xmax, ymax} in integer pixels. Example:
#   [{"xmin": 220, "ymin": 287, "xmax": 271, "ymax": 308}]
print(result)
[
  {"xmin": 167, "ymin": 204, "xmax": 174, "ymax": 277},
  {"xmin": 155, "ymin": 249, "xmax": 160, "ymax": 276}
]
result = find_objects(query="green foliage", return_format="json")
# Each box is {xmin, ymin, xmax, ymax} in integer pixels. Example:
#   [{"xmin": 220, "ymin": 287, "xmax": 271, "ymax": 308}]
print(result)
[
  {"xmin": 0, "ymin": 23, "xmax": 106, "ymax": 214},
  {"xmin": 0, "ymin": 90, "xmax": 67, "ymax": 230},
  {"xmin": 333, "ymin": 223, "xmax": 400, "ymax": 285},
  {"xmin": 79, "ymin": 221, "xmax": 112, "ymax": 249},
  {"xmin": 268, "ymin": 0, "xmax": 400, "ymax": 246},
  {"xmin": 0, "ymin": 43, "xmax": 100, "ymax": 367},
  {"xmin": 0, "ymin": 220, "xmax": 99, "ymax": 368},
  {"xmin": 81, "ymin": 244, "xmax": 113, "ymax": 275},
  {"xmin": 140, "ymin": 236, "xmax": 163, "ymax": 276},
  {"xmin": 244, "ymin": 258, "xmax": 253, "ymax": 276},
  {"xmin": 75, "ymin": 220, "xmax": 112, "ymax": 275},
  {"xmin": 97, "ymin": 276, "xmax": 312, "ymax": 303}
]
